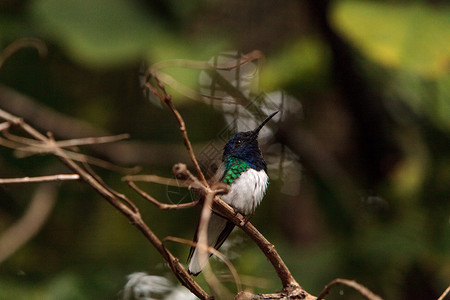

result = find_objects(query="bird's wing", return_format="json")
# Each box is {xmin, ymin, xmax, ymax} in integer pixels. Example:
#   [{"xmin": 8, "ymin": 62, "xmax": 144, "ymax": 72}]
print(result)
[{"xmin": 213, "ymin": 220, "xmax": 235, "ymax": 250}]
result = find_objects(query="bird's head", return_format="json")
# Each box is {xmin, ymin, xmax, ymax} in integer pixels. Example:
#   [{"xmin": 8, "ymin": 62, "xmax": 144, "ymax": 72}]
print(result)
[{"xmin": 222, "ymin": 111, "xmax": 278, "ymax": 169}]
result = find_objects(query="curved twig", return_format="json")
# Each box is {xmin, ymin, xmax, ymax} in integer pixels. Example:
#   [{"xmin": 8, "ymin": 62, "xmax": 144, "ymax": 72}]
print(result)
[
  {"xmin": 141, "ymin": 79, "xmax": 208, "ymax": 186},
  {"xmin": 0, "ymin": 37, "xmax": 47, "ymax": 69},
  {"xmin": 0, "ymin": 183, "xmax": 57, "ymax": 263},
  {"xmin": 126, "ymin": 180, "xmax": 199, "ymax": 210},
  {"xmin": 317, "ymin": 278, "xmax": 383, "ymax": 300}
]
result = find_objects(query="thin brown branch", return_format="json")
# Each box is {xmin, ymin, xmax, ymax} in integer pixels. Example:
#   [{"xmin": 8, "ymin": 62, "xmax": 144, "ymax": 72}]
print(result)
[
  {"xmin": 149, "ymin": 50, "xmax": 263, "ymax": 72},
  {"xmin": 196, "ymin": 190, "xmax": 234, "ymax": 298},
  {"xmin": 317, "ymin": 278, "xmax": 383, "ymax": 300},
  {"xmin": 0, "ymin": 38, "xmax": 47, "ymax": 69},
  {"xmin": 235, "ymin": 291, "xmax": 313, "ymax": 300},
  {"xmin": 1, "ymin": 130, "xmax": 139, "ymax": 174},
  {"xmin": 19, "ymin": 133, "xmax": 131, "ymax": 149},
  {"xmin": 47, "ymin": 148, "xmax": 140, "ymax": 173},
  {"xmin": 143, "ymin": 76, "xmax": 208, "ymax": 187},
  {"xmin": 0, "ymin": 137, "xmax": 28, "ymax": 151},
  {"xmin": 0, "ymin": 109, "xmax": 47, "ymax": 141},
  {"xmin": 3, "ymin": 129, "xmax": 46, "ymax": 146},
  {"xmin": 164, "ymin": 236, "xmax": 242, "ymax": 294},
  {"xmin": 123, "ymin": 174, "xmax": 203, "ymax": 189},
  {"xmin": 126, "ymin": 180, "xmax": 199, "ymax": 210},
  {"xmin": 211, "ymin": 195, "xmax": 300, "ymax": 290},
  {"xmin": 0, "ymin": 174, "xmax": 80, "ymax": 184},
  {"xmin": 196, "ymin": 190, "xmax": 214, "ymax": 269},
  {"xmin": 0, "ymin": 183, "xmax": 57, "ymax": 263},
  {"xmin": 146, "ymin": 50, "xmax": 264, "ymax": 106},
  {"xmin": 82, "ymin": 161, "xmax": 139, "ymax": 214}
]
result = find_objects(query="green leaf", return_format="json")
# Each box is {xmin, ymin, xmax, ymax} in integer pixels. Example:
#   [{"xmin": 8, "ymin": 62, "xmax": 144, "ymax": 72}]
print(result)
[
  {"xmin": 260, "ymin": 38, "xmax": 329, "ymax": 91},
  {"xmin": 331, "ymin": 1, "xmax": 450, "ymax": 79},
  {"xmin": 31, "ymin": 0, "xmax": 166, "ymax": 68}
]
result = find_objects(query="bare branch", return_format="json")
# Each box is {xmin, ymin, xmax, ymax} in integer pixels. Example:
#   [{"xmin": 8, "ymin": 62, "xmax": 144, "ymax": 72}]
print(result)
[
  {"xmin": 150, "ymin": 50, "xmax": 263, "ymax": 72},
  {"xmin": 0, "ymin": 174, "xmax": 80, "ymax": 184},
  {"xmin": 44, "ymin": 148, "xmax": 140, "ymax": 174},
  {"xmin": 0, "ymin": 129, "xmax": 139, "ymax": 174},
  {"xmin": 20, "ymin": 133, "xmax": 131, "ymax": 149},
  {"xmin": 317, "ymin": 278, "xmax": 383, "ymax": 300},
  {"xmin": 195, "ymin": 190, "xmax": 234, "ymax": 298},
  {"xmin": 145, "ymin": 50, "xmax": 264, "ymax": 106},
  {"xmin": 142, "ymin": 77, "xmax": 208, "ymax": 187},
  {"xmin": 210, "ymin": 195, "xmax": 301, "ymax": 290},
  {"xmin": 82, "ymin": 161, "xmax": 139, "ymax": 214},
  {"xmin": 235, "ymin": 291, "xmax": 314, "ymax": 300},
  {"xmin": 0, "ymin": 109, "xmax": 52, "ymax": 141},
  {"xmin": 164, "ymin": 236, "xmax": 242, "ymax": 294},
  {"xmin": 123, "ymin": 174, "xmax": 203, "ymax": 189},
  {"xmin": 0, "ymin": 37, "xmax": 47, "ymax": 69},
  {"xmin": 126, "ymin": 180, "xmax": 199, "ymax": 210},
  {"xmin": 0, "ymin": 183, "xmax": 57, "ymax": 263}
]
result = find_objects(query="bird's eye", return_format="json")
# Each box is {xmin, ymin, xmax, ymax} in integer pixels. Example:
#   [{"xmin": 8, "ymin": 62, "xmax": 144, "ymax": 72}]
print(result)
[{"xmin": 235, "ymin": 139, "xmax": 242, "ymax": 145}]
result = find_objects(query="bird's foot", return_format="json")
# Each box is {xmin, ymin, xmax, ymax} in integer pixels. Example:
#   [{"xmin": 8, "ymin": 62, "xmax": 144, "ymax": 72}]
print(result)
[
  {"xmin": 240, "ymin": 214, "xmax": 253, "ymax": 226},
  {"xmin": 229, "ymin": 206, "xmax": 247, "ymax": 226},
  {"xmin": 232, "ymin": 206, "xmax": 240, "ymax": 216}
]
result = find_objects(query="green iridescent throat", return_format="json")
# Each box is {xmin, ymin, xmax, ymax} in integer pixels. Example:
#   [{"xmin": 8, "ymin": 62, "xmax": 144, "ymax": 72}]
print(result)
[{"xmin": 222, "ymin": 157, "xmax": 250, "ymax": 185}]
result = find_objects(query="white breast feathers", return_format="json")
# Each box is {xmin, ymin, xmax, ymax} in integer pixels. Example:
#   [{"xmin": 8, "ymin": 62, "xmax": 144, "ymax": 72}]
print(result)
[{"xmin": 220, "ymin": 169, "xmax": 269, "ymax": 215}]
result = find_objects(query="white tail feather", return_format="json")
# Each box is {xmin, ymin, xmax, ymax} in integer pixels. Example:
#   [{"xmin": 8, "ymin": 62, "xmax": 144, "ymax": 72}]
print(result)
[{"xmin": 188, "ymin": 214, "xmax": 228, "ymax": 275}]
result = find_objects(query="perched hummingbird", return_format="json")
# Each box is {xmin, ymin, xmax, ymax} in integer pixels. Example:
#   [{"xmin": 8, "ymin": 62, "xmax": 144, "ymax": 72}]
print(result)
[{"xmin": 187, "ymin": 111, "xmax": 278, "ymax": 275}]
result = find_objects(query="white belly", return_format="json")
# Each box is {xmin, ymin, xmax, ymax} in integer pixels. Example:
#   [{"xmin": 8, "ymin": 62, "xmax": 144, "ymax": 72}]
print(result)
[{"xmin": 221, "ymin": 169, "xmax": 269, "ymax": 215}]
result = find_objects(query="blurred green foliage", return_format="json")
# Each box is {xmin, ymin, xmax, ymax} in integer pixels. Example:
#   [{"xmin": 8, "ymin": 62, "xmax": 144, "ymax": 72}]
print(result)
[
  {"xmin": 332, "ymin": 1, "xmax": 450, "ymax": 79},
  {"xmin": 0, "ymin": 0, "xmax": 449, "ymax": 299}
]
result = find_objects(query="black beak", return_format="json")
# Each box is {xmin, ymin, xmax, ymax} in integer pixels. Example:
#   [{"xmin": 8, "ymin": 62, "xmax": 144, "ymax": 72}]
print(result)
[{"xmin": 251, "ymin": 111, "xmax": 279, "ymax": 138}]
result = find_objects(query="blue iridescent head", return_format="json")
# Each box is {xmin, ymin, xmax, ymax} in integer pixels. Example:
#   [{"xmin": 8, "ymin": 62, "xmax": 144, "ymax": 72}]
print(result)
[{"xmin": 222, "ymin": 111, "xmax": 278, "ymax": 171}]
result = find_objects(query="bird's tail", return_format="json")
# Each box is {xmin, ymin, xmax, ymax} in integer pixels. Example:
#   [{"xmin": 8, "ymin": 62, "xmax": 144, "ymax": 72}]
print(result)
[{"xmin": 187, "ymin": 214, "xmax": 235, "ymax": 275}]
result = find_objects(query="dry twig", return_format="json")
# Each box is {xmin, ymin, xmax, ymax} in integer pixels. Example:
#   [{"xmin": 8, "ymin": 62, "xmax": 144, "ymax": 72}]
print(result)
[
  {"xmin": 0, "ymin": 183, "xmax": 57, "ymax": 263},
  {"xmin": 317, "ymin": 278, "xmax": 383, "ymax": 300},
  {"xmin": 164, "ymin": 236, "xmax": 242, "ymax": 296},
  {"xmin": 0, "ymin": 38, "xmax": 47, "ymax": 69},
  {"xmin": 0, "ymin": 174, "xmax": 80, "ymax": 184},
  {"xmin": 126, "ymin": 180, "xmax": 199, "ymax": 210},
  {"xmin": 142, "ymin": 77, "xmax": 208, "ymax": 186}
]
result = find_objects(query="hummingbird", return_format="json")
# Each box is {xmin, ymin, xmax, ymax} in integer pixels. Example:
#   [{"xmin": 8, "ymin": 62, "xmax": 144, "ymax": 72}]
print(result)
[{"xmin": 187, "ymin": 111, "xmax": 278, "ymax": 275}]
